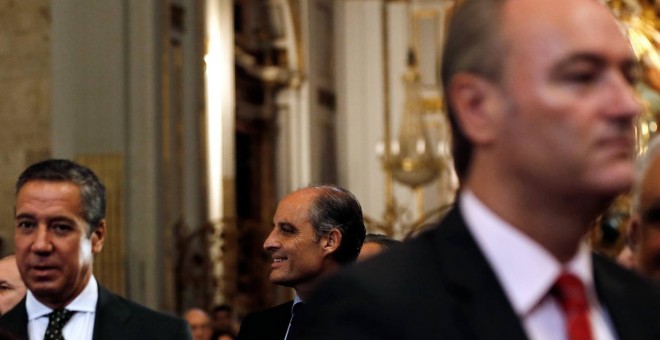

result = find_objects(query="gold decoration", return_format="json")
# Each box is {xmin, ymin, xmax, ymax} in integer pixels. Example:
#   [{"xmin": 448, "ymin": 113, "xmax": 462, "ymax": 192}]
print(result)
[
  {"xmin": 386, "ymin": 51, "xmax": 441, "ymax": 188},
  {"xmin": 592, "ymin": 0, "xmax": 660, "ymax": 256}
]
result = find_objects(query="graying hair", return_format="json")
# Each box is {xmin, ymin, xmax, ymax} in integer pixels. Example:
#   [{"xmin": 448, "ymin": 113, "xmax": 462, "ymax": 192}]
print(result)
[
  {"xmin": 16, "ymin": 159, "xmax": 106, "ymax": 235},
  {"xmin": 306, "ymin": 184, "xmax": 366, "ymax": 264},
  {"xmin": 441, "ymin": 0, "xmax": 509, "ymax": 181}
]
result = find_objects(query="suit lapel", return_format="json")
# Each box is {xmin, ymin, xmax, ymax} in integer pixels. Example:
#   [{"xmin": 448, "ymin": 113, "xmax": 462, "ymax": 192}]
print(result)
[
  {"xmin": 593, "ymin": 255, "xmax": 648, "ymax": 339},
  {"xmin": 0, "ymin": 297, "xmax": 29, "ymax": 340},
  {"xmin": 274, "ymin": 301, "xmax": 294, "ymax": 339},
  {"xmin": 92, "ymin": 284, "xmax": 133, "ymax": 340},
  {"xmin": 432, "ymin": 207, "xmax": 528, "ymax": 340}
]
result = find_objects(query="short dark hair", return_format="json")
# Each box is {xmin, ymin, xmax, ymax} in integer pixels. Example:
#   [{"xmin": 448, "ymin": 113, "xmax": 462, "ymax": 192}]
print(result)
[
  {"xmin": 364, "ymin": 233, "xmax": 401, "ymax": 251},
  {"xmin": 213, "ymin": 304, "xmax": 232, "ymax": 314},
  {"xmin": 16, "ymin": 159, "xmax": 106, "ymax": 234},
  {"xmin": 307, "ymin": 185, "xmax": 366, "ymax": 264},
  {"xmin": 441, "ymin": 0, "xmax": 507, "ymax": 181}
]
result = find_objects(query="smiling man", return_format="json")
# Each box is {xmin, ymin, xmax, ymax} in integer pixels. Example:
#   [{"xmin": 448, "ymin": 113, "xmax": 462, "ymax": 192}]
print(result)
[
  {"xmin": 0, "ymin": 159, "xmax": 192, "ymax": 340},
  {"xmin": 237, "ymin": 185, "xmax": 366, "ymax": 340}
]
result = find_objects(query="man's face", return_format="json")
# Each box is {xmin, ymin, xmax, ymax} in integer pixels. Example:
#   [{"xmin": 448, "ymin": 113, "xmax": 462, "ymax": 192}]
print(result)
[
  {"xmin": 14, "ymin": 180, "xmax": 105, "ymax": 308},
  {"xmin": 184, "ymin": 309, "xmax": 213, "ymax": 340},
  {"xmin": 492, "ymin": 0, "xmax": 640, "ymax": 198},
  {"xmin": 635, "ymin": 156, "xmax": 660, "ymax": 279},
  {"xmin": 0, "ymin": 255, "xmax": 26, "ymax": 315},
  {"xmin": 264, "ymin": 189, "xmax": 328, "ymax": 290},
  {"xmin": 213, "ymin": 310, "xmax": 231, "ymax": 331}
]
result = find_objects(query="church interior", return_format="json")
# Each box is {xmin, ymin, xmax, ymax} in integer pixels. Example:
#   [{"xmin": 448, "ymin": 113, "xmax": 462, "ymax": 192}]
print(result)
[{"xmin": 1, "ymin": 0, "xmax": 659, "ymax": 322}]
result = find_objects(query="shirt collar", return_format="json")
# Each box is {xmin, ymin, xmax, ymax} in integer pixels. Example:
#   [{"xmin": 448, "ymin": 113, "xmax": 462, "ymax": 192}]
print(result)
[
  {"xmin": 290, "ymin": 294, "xmax": 303, "ymax": 313},
  {"xmin": 460, "ymin": 190, "xmax": 593, "ymax": 317},
  {"xmin": 26, "ymin": 275, "xmax": 99, "ymax": 320}
]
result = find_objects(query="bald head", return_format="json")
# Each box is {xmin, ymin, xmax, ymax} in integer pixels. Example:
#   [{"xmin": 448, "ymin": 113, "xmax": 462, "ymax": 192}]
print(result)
[
  {"xmin": 0, "ymin": 255, "xmax": 26, "ymax": 315},
  {"xmin": 184, "ymin": 308, "xmax": 213, "ymax": 340}
]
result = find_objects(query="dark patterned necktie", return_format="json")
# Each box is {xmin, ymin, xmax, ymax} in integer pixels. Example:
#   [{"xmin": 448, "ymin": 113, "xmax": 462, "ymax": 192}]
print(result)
[{"xmin": 44, "ymin": 309, "xmax": 74, "ymax": 340}]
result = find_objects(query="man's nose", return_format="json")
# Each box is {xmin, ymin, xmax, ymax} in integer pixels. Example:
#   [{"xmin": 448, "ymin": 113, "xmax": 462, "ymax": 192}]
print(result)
[
  {"xmin": 607, "ymin": 72, "xmax": 642, "ymax": 119},
  {"xmin": 31, "ymin": 225, "xmax": 53, "ymax": 253},
  {"xmin": 263, "ymin": 229, "xmax": 280, "ymax": 251}
]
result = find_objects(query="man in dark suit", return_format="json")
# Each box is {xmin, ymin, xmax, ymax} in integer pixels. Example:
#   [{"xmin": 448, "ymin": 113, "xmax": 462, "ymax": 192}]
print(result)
[
  {"xmin": 0, "ymin": 159, "xmax": 192, "ymax": 340},
  {"xmin": 237, "ymin": 185, "xmax": 366, "ymax": 340},
  {"xmin": 297, "ymin": 0, "xmax": 660, "ymax": 339}
]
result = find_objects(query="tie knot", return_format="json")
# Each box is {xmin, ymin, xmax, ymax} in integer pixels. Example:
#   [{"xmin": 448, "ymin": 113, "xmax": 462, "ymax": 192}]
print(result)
[
  {"xmin": 552, "ymin": 273, "xmax": 592, "ymax": 340},
  {"xmin": 553, "ymin": 273, "xmax": 589, "ymax": 312},
  {"xmin": 51, "ymin": 308, "xmax": 72, "ymax": 318}
]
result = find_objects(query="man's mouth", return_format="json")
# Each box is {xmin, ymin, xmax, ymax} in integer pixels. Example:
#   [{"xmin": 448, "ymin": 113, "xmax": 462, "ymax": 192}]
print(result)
[
  {"xmin": 272, "ymin": 256, "xmax": 287, "ymax": 267},
  {"xmin": 30, "ymin": 265, "xmax": 58, "ymax": 275}
]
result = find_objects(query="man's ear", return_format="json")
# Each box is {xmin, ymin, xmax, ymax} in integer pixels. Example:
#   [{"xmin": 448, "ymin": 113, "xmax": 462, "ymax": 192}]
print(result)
[
  {"xmin": 90, "ymin": 219, "xmax": 106, "ymax": 254},
  {"xmin": 322, "ymin": 229, "xmax": 342, "ymax": 256},
  {"xmin": 448, "ymin": 73, "xmax": 505, "ymax": 145}
]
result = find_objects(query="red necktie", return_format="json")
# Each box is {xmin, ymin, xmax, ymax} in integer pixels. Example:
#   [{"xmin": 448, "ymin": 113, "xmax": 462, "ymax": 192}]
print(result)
[{"xmin": 552, "ymin": 272, "xmax": 593, "ymax": 340}]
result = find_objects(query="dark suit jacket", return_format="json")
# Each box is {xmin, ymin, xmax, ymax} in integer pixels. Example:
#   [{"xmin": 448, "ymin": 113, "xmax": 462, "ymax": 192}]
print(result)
[
  {"xmin": 237, "ymin": 300, "xmax": 293, "ymax": 340},
  {"xmin": 296, "ymin": 207, "xmax": 660, "ymax": 339},
  {"xmin": 0, "ymin": 284, "xmax": 192, "ymax": 340}
]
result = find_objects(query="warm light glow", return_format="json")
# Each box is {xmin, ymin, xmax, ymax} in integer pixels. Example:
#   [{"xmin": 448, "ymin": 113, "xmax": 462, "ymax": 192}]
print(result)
[
  {"xmin": 205, "ymin": 0, "xmax": 235, "ymax": 222},
  {"xmin": 204, "ymin": 0, "xmax": 235, "ymax": 306},
  {"xmin": 625, "ymin": 17, "xmax": 660, "ymax": 70},
  {"xmin": 415, "ymin": 138, "xmax": 426, "ymax": 154},
  {"xmin": 391, "ymin": 140, "xmax": 400, "ymax": 155}
]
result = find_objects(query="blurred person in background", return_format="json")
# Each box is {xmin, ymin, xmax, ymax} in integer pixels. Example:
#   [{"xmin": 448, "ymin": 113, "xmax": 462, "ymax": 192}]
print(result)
[
  {"xmin": 357, "ymin": 233, "xmax": 401, "ymax": 261},
  {"xmin": 0, "ymin": 255, "xmax": 26, "ymax": 315}
]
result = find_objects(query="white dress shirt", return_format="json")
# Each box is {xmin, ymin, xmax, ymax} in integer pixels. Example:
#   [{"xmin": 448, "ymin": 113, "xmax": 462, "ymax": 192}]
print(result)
[
  {"xmin": 460, "ymin": 191, "xmax": 616, "ymax": 340},
  {"xmin": 284, "ymin": 294, "xmax": 303, "ymax": 340},
  {"xmin": 26, "ymin": 276, "xmax": 98, "ymax": 340}
]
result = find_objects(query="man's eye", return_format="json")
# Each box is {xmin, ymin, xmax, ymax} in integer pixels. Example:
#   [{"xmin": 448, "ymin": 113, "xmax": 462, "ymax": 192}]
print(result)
[
  {"xmin": 565, "ymin": 72, "xmax": 598, "ymax": 84},
  {"xmin": 51, "ymin": 224, "xmax": 73, "ymax": 233},
  {"xmin": 281, "ymin": 226, "xmax": 296, "ymax": 235},
  {"xmin": 623, "ymin": 70, "xmax": 641, "ymax": 85},
  {"xmin": 0, "ymin": 284, "xmax": 10, "ymax": 291},
  {"xmin": 16, "ymin": 221, "xmax": 35, "ymax": 230}
]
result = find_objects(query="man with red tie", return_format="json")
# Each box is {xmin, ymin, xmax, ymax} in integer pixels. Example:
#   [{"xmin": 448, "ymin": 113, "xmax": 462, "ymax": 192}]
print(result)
[{"xmin": 297, "ymin": 0, "xmax": 660, "ymax": 339}]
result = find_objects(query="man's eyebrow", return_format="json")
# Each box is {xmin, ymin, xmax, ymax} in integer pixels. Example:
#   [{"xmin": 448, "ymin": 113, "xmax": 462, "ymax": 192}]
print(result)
[
  {"xmin": 49, "ymin": 216, "xmax": 76, "ymax": 223},
  {"xmin": 14, "ymin": 214, "xmax": 76, "ymax": 224},
  {"xmin": 14, "ymin": 213, "xmax": 35, "ymax": 220},
  {"xmin": 553, "ymin": 53, "xmax": 607, "ymax": 70},
  {"xmin": 553, "ymin": 52, "xmax": 638, "ymax": 70}
]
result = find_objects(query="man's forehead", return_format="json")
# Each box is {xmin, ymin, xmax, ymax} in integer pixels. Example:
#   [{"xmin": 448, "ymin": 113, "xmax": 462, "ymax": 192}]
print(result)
[
  {"xmin": 502, "ymin": 0, "xmax": 620, "ymax": 40},
  {"xmin": 499, "ymin": 0, "xmax": 633, "ymax": 70},
  {"xmin": 276, "ymin": 189, "xmax": 318, "ymax": 214}
]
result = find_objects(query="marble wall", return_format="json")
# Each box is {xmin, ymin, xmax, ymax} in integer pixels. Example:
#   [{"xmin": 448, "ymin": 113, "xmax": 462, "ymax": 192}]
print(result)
[{"xmin": 0, "ymin": 0, "xmax": 51, "ymax": 255}]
